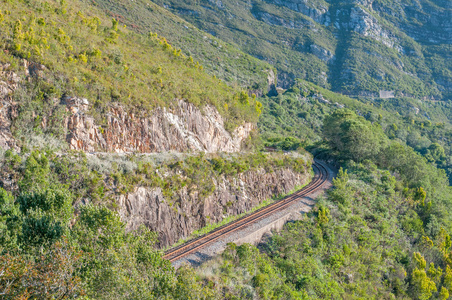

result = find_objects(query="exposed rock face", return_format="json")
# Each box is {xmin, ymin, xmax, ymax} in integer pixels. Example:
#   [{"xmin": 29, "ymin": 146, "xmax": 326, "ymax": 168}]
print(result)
[
  {"xmin": 264, "ymin": 0, "xmax": 329, "ymax": 24},
  {"xmin": 66, "ymin": 99, "xmax": 254, "ymax": 153},
  {"xmin": 208, "ymin": 0, "xmax": 224, "ymax": 9},
  {"xmin": 372, "ymin": 0, "xmax": 452, "ymax": 44},
  {"xmin": 310, "ymin": 44, "xmax": 335, "ymax": 63},
  {"xmin": 252, "ymin": 11, "xmax": 309, "ymax": 29},
  {"xmin": 267, "ymin": 69, "xmax": 276, "ymax": 89},
  {"xmin": 348, "ymin": 6, "xmax": 398, "ymax": 49},
  {"xmin": 117, "ymin": 167, "xmax": 310, "ymax": 247},
  {"xmin": 0, "ymin": 61, "xmax": 254, "ymax": 153},
  {"xmin": 354, "ymin": 0, "xmax": 374, "ymax": 8},
  {"xmin": 0, "ymin": 64, "xmax": 20, "ymax": 150}
]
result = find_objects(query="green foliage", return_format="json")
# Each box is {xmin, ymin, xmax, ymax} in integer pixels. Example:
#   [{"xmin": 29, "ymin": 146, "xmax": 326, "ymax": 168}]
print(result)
[
  {"xmin": 413, "ymin": 252, "xmax": 427, "ymax": 269},
  {"xmin": 90, "ymin": 0, "xmax": 271, "ymax": 92},
  {"xmin": 0, "ymin": 148, "xmax": 311, "ymax": 298},
  {"xmin": 0, "ymin": 240, "xmax": 84, "ymax": 299},
  {"xmin": 440, "ymin": 287, "xmax": 450, "ymax": 300},
  {"xmin": 198, "ymin": 161, "xmax": 452, "ymax": 299},
  {"xmin": 1, "ymin": 1, "xmax": 451, "ymax": 299},
  {"xmin": 20, "ymin": 213, "xmax": 64, "ymax": 247},
  {"xmin": 20, "ymin": 150, "xmax": 50, "ymax": 191},
  {"xmin": 0, "ymin": 157, "xmax": 213, "ymax": 299},
  {"xmin": 75, "ymin": 204, "xmax": 125, "ymax": 251},
  {"xmin": 323, "ymin": 109, "xmax": 452, "ymax": 235},
  {"xmin": 0, "ymin": 188, "xmax": 18, "ymax": 219},
  {"xmin": 0, "ymin": 189, "xmax": 20, "ymax": 250},
  {"xmin": 17, "ymin": 187, "xmax": 73, "ymax": 223},
  {"xmin": 324, "ymin": 109, "xmax": 387, "ymax": 161},
  {"xmin": 411, "ymin": 267, "xmax": 437, "ymax": 300}
]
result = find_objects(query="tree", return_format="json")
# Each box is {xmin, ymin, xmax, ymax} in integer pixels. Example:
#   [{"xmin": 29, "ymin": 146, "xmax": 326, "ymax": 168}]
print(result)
[
  {"xmin": 428, "ymin": 143, "xmax": 446, "ymax": 162},
  {"xmin": 323, "ymin": 109, "xmax": 386, "ymax": 162},
  {"xmin": 19, "ymin": 150, "xmax": 51, "ymax": 192},
  {"xmin": 0, "ymin": 240, "xmax": 84, "ymax": 299},
  {"xmin": 439, "ymin": 287, "xmax": 449, "ymax": 300},
  {"xmin": 0, "ymin": 189, "xmax": 20, "ymax": 250},
  {"xmin": 20, "ymin": 213, "xmax": 64, "ymax": 247},
  {"xmin": 411, "ymin": 253, "xmax": 436, "ymax": 300},
  {"xmin": 17, "ymin": 187, "xmax": 73, "ymax": 224},
  {"xmin": 15, "ymin": 186, "xmax": 73, "ymax": 248},
  {"xmin": 411, "ymin": 269, "xmax": 436, "ymax": 300}
]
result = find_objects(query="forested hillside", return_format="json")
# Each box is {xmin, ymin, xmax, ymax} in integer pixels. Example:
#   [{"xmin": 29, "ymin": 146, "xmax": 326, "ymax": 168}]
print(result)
[
  {"xmin": 259, "ymin": 80, "xmax": 452, "ymax": 183},
  {"xmin": 2, "ymin": 0, "xmax": 452, "ymax": 299},
  {"xmin": 151, "ymin": 0, "xmax": 451, "ymax": 99}
]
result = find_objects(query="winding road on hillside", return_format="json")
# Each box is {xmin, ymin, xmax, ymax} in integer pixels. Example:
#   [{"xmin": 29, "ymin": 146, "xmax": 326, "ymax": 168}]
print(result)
[{"xmin": 164, "ymin": 159, "xmax": 334, "ymax": 267}]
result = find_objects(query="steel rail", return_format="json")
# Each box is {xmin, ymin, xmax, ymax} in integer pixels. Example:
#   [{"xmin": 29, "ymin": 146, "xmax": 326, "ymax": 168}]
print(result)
[
  {"xmin": 164, "ymin": 160, "xmax": 329, "ymax": 262},
  {"xmin": 164, "ymin": 161, "xmax": 328, "ymax": 262}
]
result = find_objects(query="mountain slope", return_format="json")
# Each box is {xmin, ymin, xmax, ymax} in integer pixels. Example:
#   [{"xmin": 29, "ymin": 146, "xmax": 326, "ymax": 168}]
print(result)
[
  {"xmin": 0, "ymin": 0, "xmax": 263, "ymax": 151},
  {"xmin": 150, "ymin": 0, "xmax": 451, "ymax": 99},
  {"xmin": 83, "ymin": 0, "xmax": 275, "ymax": 93}
]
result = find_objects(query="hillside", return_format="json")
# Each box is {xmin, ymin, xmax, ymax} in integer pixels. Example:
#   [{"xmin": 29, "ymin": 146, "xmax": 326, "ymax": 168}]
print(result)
[
  {"xmin": 0, "ymin": 0, "xmax": 265, "ymax": 152},
  {"xmin": 151, "ymin": 0, "xmax": 451, "ymax": 99},
  {"xmin": 2, "ymin": 0, "xmax": 452, "ymax": 299},
  {"xmin": 259, "ymin": 79, "xmax": 452, "ymax": 184},
  {"xmin": 0, "ymin": 1, "xmax": 314, "ymax": 298},
  {"xmin": 83, "ymin": 0, "xmax": 275, "ymax": 94}
]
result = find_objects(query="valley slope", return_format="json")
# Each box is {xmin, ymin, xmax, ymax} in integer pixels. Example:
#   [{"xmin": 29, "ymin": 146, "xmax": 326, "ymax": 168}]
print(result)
[{"xmin": 150, "ymin": 0, "xmax": 452, "ymax": 99}]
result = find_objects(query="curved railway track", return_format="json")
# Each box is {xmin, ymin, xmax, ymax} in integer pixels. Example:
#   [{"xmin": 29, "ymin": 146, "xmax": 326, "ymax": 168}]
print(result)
[{"xmin": 164, "ymin": 160, "xmax": 329, "ymax": 263}]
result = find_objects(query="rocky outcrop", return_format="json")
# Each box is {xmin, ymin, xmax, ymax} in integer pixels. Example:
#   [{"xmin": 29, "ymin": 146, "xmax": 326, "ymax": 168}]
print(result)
[
  {"xmin": 310, "ymin": 44, "xmax": 335, "ymax": 63},
  {"xmin": 372, "ymin": 0, "xmax": 452, "ymax": 44},
  {"xmin": 332, "ymin": 6, "xmax": 399, "ymax": 50},
  {"xmin": 117, "ymin": 167, "xmax": 310, "ymax": 247},
  {"xmin": 252, "ymin": 10, "xmax": 310, "ymax": 29},
  {"xmin": 66, "ymin": 99, "xmax": 254, "ymax": 153},
  {"xmin": 348, "ymin": 6, "xmax": 398, "ymax": 49},
  {"xmin": 208, "ymin": 0, "xmax": 224, "ymax": 9},
  {"xmin": 264, "ymin": 0, "xmax": 330, "ymax": 24},
  {"xmin": 0, "ymin": 61, "xmax": 254, "ymax": 153},
  {"xmin": 0, "ymin": 64, "xmax": 20, "ymax": 150}
]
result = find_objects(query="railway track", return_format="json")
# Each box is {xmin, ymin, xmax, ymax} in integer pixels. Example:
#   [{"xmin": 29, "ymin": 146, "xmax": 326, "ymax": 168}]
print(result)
[{"xmin": 163, "ymin": 160, "xmax": 329, "ymax": 263}]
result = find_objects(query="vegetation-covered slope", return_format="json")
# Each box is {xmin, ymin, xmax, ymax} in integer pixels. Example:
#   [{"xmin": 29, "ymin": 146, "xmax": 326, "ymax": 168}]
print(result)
[
  {"xmin": 259, "ymin": 79, "xmax": 452, "ymax": 184},
  {"xmin": 0, "ymin": 147, "xmax": 310, "ymax": 298},
  {"xmin": 150, "ymin": 0, "xmax": 451, "ymax": 99},
  {"xmin": 197, "ymin": 161, "xmax": 452, "ymax": 299},
  {"xmin": 2, "ymin": 0, "xmax": 452, "ymax": 299},
  {"xmin": 84, "ymin": 0, "xmax": 274, "ymax": 93}
]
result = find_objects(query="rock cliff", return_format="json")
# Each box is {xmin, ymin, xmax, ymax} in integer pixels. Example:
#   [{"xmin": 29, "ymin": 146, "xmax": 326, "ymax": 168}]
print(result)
[
  {"xmin": 0, "ymin": 64, "xmax": 20, "ymax": 150},
  {"xmin": 0, "ymin": 62, "xmax": 254, "ymax": 154},
  {"xmin": 117, "ymin": 167, "xmax": 310, "ymax": 247},
  {"xmin": 264, "ymin": 0, "xmax": 330, "ymax": 25},
  {"xmin": 66, "ymin": 99, "xmax": 254, "ymax": 153}
]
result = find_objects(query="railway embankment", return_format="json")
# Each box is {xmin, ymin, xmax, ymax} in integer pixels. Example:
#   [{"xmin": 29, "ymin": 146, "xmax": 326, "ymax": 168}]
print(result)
[
  {"xmin": 168, "ymin": 160, "xmax": 334, "ymax": 267},
  {"xmin": 116, "ymin": 153, "xmax": 312, "ymax": 248}
]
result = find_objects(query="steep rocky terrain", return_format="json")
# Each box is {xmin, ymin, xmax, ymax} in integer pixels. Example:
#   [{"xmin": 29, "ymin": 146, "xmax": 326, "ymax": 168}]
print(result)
[
  {"xmin": 0, "ymin": 63, "xmax": 253, "ymax": 153},
  {"xmin": 0, "ymin": 60, "xmax": 312, "ymax": 251},
  {"xmin": 66, "ymin": 98, "xmax": 254, "ymax": 153},
  {"xmin": 118, "ymin": 166, "xmax": 310, "ymax": 247},
  {"xmin": 0, "ymin": 65, "xmax": 20, "ymax": 150},
  {"xmin": 0, "ymin": 0, "xmax": 313, "ymax": 263},
  {"xmin": 3, "ymin": 0, "xmax": 452, "ymax": 298},
  {"xmin": 0, "ymin": 0, "xmax": 268, "ymax": 154},
  {"xmin": 150, "ymin": 0, "xmax": 451, "ymax": 99}
]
